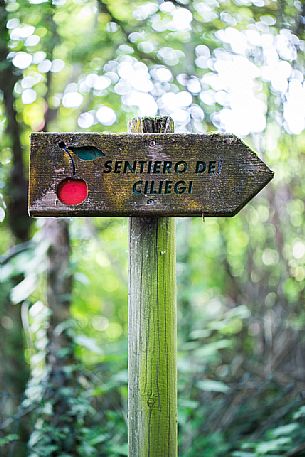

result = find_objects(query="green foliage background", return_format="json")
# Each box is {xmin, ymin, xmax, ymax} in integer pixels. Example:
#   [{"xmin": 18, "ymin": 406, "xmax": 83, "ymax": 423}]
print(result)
[{"xmin": 0, "ymin": 0, "xmax": 305, "ymax": 456}]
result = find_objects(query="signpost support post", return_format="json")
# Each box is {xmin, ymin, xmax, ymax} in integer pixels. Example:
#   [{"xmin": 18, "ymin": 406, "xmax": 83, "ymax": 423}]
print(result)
[{"xmin": 128, "ymin": 117, "xmax": 177, "ymax": 457}]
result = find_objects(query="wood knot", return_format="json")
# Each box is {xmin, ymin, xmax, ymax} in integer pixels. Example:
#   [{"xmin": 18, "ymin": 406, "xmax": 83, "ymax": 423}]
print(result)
[{"xmin": 147, "ymin": 396, "xmax": 156, "ymax": 408}]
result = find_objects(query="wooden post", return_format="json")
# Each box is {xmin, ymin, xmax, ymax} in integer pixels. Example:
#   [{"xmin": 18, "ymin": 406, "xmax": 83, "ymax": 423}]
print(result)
[{"xmin": 128, "ymin": 117, "xmax": 177, "ymax": 457}]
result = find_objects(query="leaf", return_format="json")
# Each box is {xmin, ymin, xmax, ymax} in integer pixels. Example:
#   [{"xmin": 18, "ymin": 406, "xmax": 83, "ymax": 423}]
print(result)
[
  {"xmin": 11, "ymin": 274, "xmax": 36, "ymax": 303},
  {"xmin": 256, "ymin": 437, "xmax": 290, "ymax": 453},
  {"xmin": 0, "ymin": 207, "xmax": 5, "ymax": 222},
  {"xmin": 232, "ymin": 453, "xmax": 255, "ymax": 457},
  {"xmin": 75, "ymin": 335, "xmax": 102, "ymax": 353},
  {"xmin": 294, "ymin": 406, "xmax": 305, "ymax": 419},
  {"xmin": 70, "ymin": 146, "xmax": 105, "ymax": 160},
  {"xmin": 0, "ymin": 434, "xmax": 18, "ymax": 446},
  {"xmin": 113, "ymin": 370, "xmax": 128, "ymax": 384},
  {"xmin": 179, "ymin": 399, "xmax": 199, "ymax": 409},
  {"xmin": 197, "ymin": 379, "xmax": 229, "ymax": 393},
  {"xmin": 108, "ymin": 444, "xmax": 128, "ymax": 456},
  {"xmin": 271, "ymin": 423, "xmax": 298, "ymax": 436},
  {"xmin": 87, "ymin": 432, "xmax": 108, "ymax": 446}
]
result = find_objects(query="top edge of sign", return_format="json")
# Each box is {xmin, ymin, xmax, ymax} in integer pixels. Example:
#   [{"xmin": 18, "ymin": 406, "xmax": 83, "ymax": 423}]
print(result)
[{"xmin": 30, "ymin": 132, "xmax": 241, "ymax": 139}]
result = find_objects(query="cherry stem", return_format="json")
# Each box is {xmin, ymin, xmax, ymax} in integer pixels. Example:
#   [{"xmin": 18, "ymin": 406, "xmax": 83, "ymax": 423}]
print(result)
[{"xmin": 58, "ymin": 141, "xmax": 76, "ymax": 175}]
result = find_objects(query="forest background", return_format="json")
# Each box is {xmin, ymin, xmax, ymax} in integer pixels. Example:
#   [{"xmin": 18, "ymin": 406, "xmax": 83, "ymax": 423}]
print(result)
[{"xmin": 0, "ymin": 0, "xmax": 305, "ymax": 456}]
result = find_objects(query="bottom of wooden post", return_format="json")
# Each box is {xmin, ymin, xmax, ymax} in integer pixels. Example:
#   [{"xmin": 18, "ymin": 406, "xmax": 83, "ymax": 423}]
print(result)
[{"xmin": 128, "ymin": 216, "xmax": 177, "ymax": 457}]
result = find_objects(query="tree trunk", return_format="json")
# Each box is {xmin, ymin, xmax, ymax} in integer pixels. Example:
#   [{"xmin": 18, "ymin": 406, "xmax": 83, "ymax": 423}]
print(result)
[
  {"xmin": 0, "ymin": 1, "xmax": 30, "ymax": 243},
  {"xmin": 43, "ymin": 218, "xmax": 78, "ymax": 453},
  {"xmin": 0, "ymin": 2, "xmax": 31, "ymax": 455},
  {"xmin": 29, "ymin": 9, "xmax": 78, "ymax": 452}
]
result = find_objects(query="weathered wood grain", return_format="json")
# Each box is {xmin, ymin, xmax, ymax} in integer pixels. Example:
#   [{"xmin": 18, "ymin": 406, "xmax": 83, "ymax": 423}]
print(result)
[
  {"xmin": 128, "ymin": 117, "xmax": 177, "ymax": 457},
  {"xmin": 29, "ymin": 132, "xmax": 273, "ymax": 217}
]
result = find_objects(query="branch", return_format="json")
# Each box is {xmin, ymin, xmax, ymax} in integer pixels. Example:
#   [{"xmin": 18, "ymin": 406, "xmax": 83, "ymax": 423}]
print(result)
[
  {"xmin": 42, "ymin": 4, "xmax": 60, "ymax": 131},
  {"xmin": 0, "ymin": 241, "xmax": 33, "ymax": 265},
  {"xmin": 97, "ymin": 0, "xmax": 163, "ymax": 66}
]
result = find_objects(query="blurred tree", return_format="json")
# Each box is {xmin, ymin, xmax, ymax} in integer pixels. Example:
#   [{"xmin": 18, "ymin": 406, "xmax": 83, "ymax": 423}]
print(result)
[
  {"xmin": 0, "ymin": 1, "xmax": 31, "ymax": 456},
  {"xmin": 28, "ymin": 6, "xmax": 80, "ymax": 454}
]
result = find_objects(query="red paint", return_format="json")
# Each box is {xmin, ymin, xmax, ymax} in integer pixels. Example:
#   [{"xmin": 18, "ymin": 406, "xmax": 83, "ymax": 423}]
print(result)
[{"xmin": 57, "ymin": 178, "xmax": 88, "ymax": 205}]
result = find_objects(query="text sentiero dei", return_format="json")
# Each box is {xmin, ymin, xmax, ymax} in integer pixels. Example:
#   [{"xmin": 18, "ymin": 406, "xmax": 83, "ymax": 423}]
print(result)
[{"xmin": 102, "ymin": 158, "xmax": 222, "ymax": 195}]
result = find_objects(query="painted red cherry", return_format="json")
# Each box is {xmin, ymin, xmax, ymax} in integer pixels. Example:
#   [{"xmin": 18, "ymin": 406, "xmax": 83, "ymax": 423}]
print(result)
[{"xmin": 57, "ymin": 178, "xmax": 88, "ymax": 205}]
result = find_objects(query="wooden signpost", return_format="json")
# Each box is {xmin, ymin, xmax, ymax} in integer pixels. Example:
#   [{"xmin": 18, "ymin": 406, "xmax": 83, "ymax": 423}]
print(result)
[
  {"xmin": 29, "ymin": 129, "xmax": 273, "ymax": 217},
  {"xmin": 29, "ymin": 116, "xmax": 273, "ymax": 457}
]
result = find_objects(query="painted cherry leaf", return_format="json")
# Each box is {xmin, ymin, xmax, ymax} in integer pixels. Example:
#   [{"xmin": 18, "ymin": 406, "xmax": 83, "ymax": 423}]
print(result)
[{"xmin": 69, "ymin": 146, "xmax": 105, "ymax": 160}]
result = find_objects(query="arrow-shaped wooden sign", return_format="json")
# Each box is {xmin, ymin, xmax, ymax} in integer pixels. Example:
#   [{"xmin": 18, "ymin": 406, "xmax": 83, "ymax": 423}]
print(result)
[{"xmin": 29, "ymin": 132, "xmax": 273, "ymax": 217}]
